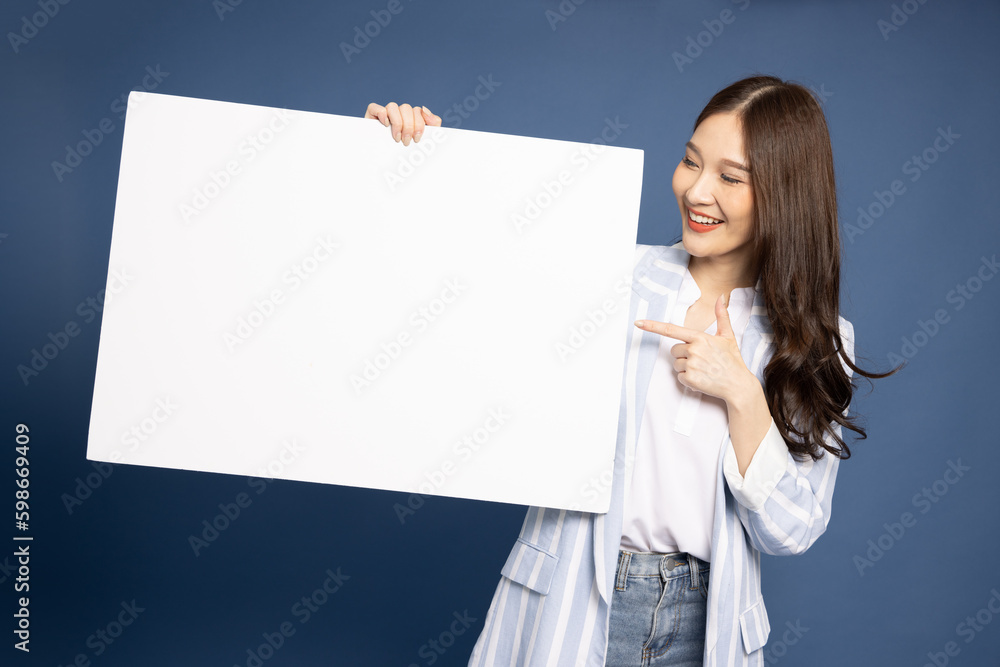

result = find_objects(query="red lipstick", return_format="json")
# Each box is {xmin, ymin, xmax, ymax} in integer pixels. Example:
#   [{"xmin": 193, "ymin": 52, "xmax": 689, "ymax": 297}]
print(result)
[{"xmin": 686, "ymin": 208, "xmax": 724, "ymax": 234}]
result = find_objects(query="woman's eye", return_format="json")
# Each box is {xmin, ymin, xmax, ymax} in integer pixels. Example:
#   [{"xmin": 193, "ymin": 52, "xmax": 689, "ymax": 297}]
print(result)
[
  {"xmin": 721, "ymin": 174, "xmax": 742, "ymax": 185},
  {"xmin": 682, "ymin": 156, "xmax": 698, "ymax": 168}
]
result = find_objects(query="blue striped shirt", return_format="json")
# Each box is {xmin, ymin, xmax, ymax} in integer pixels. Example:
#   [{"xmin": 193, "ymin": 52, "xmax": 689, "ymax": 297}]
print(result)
[{"xmin": 468, "ymin": 242, "xmax": 855, "ymax": 666}]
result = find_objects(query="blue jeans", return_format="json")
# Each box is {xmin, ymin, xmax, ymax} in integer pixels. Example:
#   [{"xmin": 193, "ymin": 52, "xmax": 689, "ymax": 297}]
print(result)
[{"xmin": 605, "ymin": 550, "xmax": 710, "ymax": 667}]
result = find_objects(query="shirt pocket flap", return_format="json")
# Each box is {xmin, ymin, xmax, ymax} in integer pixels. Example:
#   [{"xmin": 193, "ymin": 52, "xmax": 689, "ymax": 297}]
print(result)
[
  {"xmin": 500, "ymin": 538, "xmax": 559, "ymax": 595},
  {"xmin": 738, "ymin": 597, "xmax": 771, "ymax": 654}
]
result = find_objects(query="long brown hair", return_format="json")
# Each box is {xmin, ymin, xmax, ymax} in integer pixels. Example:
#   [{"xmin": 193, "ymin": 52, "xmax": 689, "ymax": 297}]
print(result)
[{"xmin": 693, "ymin": 75, "xmax": 898, "ymax": 461}]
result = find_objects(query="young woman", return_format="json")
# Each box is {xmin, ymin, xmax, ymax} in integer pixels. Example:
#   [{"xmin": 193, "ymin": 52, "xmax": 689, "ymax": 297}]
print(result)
[{"xmin": 365, "ymin": 75, "xmax": 895, "ymax": 667}]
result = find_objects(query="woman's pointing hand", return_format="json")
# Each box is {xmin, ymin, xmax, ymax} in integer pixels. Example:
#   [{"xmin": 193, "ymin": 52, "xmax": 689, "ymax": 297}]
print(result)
[{"xmin": 634, "ymin": 294, "xmax": 756, "ymax": 404}]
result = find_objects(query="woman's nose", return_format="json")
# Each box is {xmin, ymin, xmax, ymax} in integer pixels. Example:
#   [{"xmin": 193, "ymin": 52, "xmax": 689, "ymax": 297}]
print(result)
[{"xmin": 685, "ymin": 172, "xmax": 715, "ymax": 207}]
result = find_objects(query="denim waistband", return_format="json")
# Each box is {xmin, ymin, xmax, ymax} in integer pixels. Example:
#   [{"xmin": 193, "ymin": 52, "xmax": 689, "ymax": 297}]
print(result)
[{"xmin": 615, "ymin": 550, "xmax": 709, "ymax": 590}]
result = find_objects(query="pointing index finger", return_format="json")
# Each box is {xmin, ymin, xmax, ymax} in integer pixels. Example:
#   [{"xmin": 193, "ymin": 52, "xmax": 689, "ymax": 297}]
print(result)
[{"xmin": 634, "ymin": 319, "xmax": 698, "ymax": 342}]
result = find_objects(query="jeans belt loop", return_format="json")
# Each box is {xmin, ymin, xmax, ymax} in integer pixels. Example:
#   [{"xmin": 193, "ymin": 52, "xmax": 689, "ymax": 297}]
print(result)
[
  {"xmin": 687, "ymin": 553, "xmax": 700, "ymax": 591},
  {"xmin": 615, "ymin": 551, "xmax": 632, "ymax": 592}
]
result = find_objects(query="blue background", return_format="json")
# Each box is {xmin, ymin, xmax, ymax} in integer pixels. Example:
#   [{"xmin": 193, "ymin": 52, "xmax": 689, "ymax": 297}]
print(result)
[{"xmin": 2, "ymin": 0, "xmax": 999, "ymax": 665}]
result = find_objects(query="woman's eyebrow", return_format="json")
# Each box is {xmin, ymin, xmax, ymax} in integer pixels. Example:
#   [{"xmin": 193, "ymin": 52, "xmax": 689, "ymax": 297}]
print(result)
[
  {"xmin": 722, "ymin": 159, "xmax": 751, "ymax": 173},
  {"xmin": 686, "ymin": 141, "xmax": 751, "ymax": 173}
]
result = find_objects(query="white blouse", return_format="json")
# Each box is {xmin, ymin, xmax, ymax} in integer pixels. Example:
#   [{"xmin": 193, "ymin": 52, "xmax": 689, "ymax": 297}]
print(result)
[{"xmin": 618, "ymin": 264, "xmax": 757, "ymax": 563}]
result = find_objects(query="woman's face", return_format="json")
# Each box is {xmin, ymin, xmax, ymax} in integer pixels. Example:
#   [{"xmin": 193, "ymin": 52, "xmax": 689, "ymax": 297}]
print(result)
[{"xmin": 672, "ymin": 111, "xmax": 755, "ymax": 271}]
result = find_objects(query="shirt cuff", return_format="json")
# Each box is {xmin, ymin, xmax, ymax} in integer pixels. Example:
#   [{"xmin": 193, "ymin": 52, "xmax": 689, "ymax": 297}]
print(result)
[{"xmin": 723, "ymin": 418, "xmax": 789, "ymax": 512}]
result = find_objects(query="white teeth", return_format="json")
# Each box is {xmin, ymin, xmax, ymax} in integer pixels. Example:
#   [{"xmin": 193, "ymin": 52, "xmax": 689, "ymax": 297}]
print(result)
[{"xmin": 690, "ymin": 212, "xmax": 723, "ymax": 225}]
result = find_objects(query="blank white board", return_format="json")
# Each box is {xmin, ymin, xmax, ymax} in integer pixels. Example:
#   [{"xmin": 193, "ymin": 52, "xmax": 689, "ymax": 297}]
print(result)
[{"xmin": 87, "ymin": 91, "xmax": 643, "ymax": 512}]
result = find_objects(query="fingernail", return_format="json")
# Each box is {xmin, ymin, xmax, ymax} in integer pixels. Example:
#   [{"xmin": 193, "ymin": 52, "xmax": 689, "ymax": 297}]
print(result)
[
  {"xmin": 634, "ymin": 320, "xmax": 645, "ymax": 327},
  {"xmin": 414, "ymin": 131, "xmax": 423, "ymax": 143}
]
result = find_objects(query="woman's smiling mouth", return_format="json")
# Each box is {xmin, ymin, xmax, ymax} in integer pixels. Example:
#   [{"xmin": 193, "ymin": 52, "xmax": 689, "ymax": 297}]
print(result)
[{"xmin": 687, "ymin": 208, "xmax": 725, "ymax": 232}]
